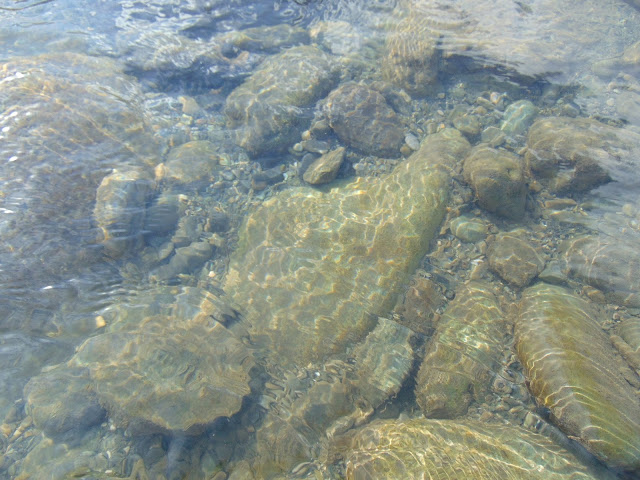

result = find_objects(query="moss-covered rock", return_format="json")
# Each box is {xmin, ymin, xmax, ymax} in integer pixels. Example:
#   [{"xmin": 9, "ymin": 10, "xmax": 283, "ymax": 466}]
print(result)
[{"xmin": 517, "ymin": 283, "xmax": 640, "ymax": 472}]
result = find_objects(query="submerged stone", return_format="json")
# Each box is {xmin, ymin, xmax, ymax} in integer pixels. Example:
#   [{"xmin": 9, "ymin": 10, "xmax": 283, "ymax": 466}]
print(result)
[
  {"xmin": 488, "ymin": 231, "xmax": 545, "ymax": 287},
  {"xmin": 224, "ymin": 45, "xmax": 336, "ymax": 157},
  {"xmin": 463, "ymin": 145, "xmax": 527, "ymax": 220},
  {"xmin": 0, "ymin": 52, "xmax": 161, "ymax": 291},
  {"xmin": 69, "ymin": 287, "xmax": 253, "ymax": 435},
  {"xmin": 449, "ymin": 214, "xmax": 488, "ymax": 243},
  {"xmin": 24, "ymin": 366, "xmax": 105, "ymax": 442},
  {"xmin": 526, "ymin": 117, "xmax": 618, "ymax": 193},
  {"xmin": 224, "ymin": 128, "xmax": 470, "ymax": 369},
  {"xmin": 303, "ymin": 147, "xmax": 345, "ymax": 185},
  {"xmin": 159, "ymin": 140, "xmax": 222, "ymax": 187},
  {"xmin": 324, "ymin": 83, "xmax": 405, "ymax": 157},
  {"xmin": 333, "ymin": 418, "xmax": 603, "ymax": 479},
  {"xmin": 500, "ymin": 99, "xmax": 539, "ymax": 138},
  {"xmin": 517, "ymin": 283, "xmax": 640, "ymax": 471},
  {"xmin": 564, "ymin": 235, "xmax": 640, "ymax": 308},
  {"xmin": 253, "ymin": 318, "xmax": 414, "ymax": 478},
  {"xmin": 415, "ymin": 282, "xmax": 509, "ymax": 418},
  {"xmin": 94, "ymin": 168, "xmax": 153, "ymax": 258},
  {"xmin": 382, "ymin": 13, "xmax": 439, "ymax": 97}
]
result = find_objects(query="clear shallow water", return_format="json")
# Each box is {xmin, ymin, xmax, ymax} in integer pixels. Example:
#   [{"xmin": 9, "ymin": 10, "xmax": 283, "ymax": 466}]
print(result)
[{"xmin": 1, "ymin": 0, "xmax": 640, "ymax": 478}]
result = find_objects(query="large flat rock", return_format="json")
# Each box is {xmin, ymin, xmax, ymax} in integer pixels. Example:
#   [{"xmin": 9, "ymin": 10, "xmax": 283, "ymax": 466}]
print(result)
[{"xmin": 225, "ymin": 129, "xmax": 470, "ymax": 368}]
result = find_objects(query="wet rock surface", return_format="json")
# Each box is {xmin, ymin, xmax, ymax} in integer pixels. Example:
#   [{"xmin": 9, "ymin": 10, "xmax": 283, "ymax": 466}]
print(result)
[
  {"xmin": 94, "ymin": 168, "xmax": 153, "ymax": 258},
  {"xmin": 252, "ymin": 318, "xmax": 414, "ymax": 478},
  {"xmin": 415, "ymin": 282, "xmax": 509, "ymax": 418},
  {"xmin": 517, "ymin": 283, "xmax": 640, "ymax": 471},
  {"xmin": 332, "ymin": 418, "xmax": 603, "ymax": 479},
  {"xmin": 488, "ymin": 231, "xmax": 545, "ymax": 287},
  {"xmin": 323, "ymin": 83, "xmax": 405, "ymax": 157},
  {"xmin": 382, "ymin": 12, "xmax": 439, "ymax": 97},
  {"xmin": 24, "ymin": 367, "xmax": 105, "ymax": 442},
  {"xmin": 463, "ymin": 145, "xmax": 527, "ymax": 220},
  {"xmin": 224, "ymin": 45, "xmax": 336, "ymax": 157},
  {"xmin": 564, "ymin": 235, "xmax": 640, "ymax": 307},
  {"xmin": 525, "ymin": 117, "xmax": 627, "ymax": 194},
  {"xmin": 225, "ymin": 128, "xmax": 470, "ymax": 369},
  {"xmin": 0, "ymin": 53, "xmax": 161, "ymax": 300},
  {"xmin": 64, "ymin": 287, "xmax": 254, "ymax": 435},
  {"xmin": 303, "ymin": 147, "xmax": 345, "ymax": 185},
  {"xmin": 159, "ymin": 140, "xmax": 222, "ymax": 188}
]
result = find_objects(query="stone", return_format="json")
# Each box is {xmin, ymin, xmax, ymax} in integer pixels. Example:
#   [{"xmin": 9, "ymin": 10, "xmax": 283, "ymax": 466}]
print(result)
[
  {"xmin": 303, "ymin": 147, "xmax": 345, "ymax": 185},
  {"xmin": 393, "ymin": 275, "xmax": 444, "ymax": 335},
  {"xmin": 0, "ymin": 53, "xmax": 161, "ymax": 298},
  {"xmin": 69, "ymin": 287, "xmax": 253, "ymax": 435},
  {"xmin": 94, "ymin": 168, "xmax": 153, "ymax": 258},
  {"xmin": 252, "ymin": 318, "xmax": 414, "ymax": 478},
  {"xmin": 219, "ymin": 24, "xmax": 309, "ymax": 54},
  {"xmin": 382, "ymin": 12, "xmax": 439, "ymax": 97},
  {"xmin": 500, "ymin": 99, "xmax": 539, "ymax": 137},
  {"xmin": 463, "ymin": 145, "xmax": 527, "ymax": 220},
  {"xmin": 224, "ymin": 45, "xmax": 336, "ymax": 157},
  {"xmin": 517, "ymin": 283, "xmax": 640, "ymax": 471},
  {"xmin": 415, "ymin": 282, "xmax": 508, "ymax": 418},
  {"xmin": 332, "ymin": 418, "xmax": 602, "ymax": 479},
  {"xmin": 224, "ymin": 128, "xmax": 470, "ymax": 369},
  {"xmin": 611, "ymin": 318, "xmax": 640, "ymax": 374},
  {"xmin": 449, "ymin": 214, "xmax": 488, "ymax": 243},
  {"xmin": 149, "ymin": 241, "xmax": 214, "ymax": 282},
  {"xmin": 488, "ymin": 231, "xmax": 545, "ymax": 287},
  {"xmin": 143, "ymin": 193, "xmax": 184, "ymax": 236},
  {"xmin": 24, "ymin": 367, "xmax": 105, "ymax": 442},
  {"xmin": 160, "ymin": 140, "xmax": 222, "ymax": 187},
  {"xmin": 324, "ymin": 83, "xmax": 404, "ymax": 157},
  {"xmin": 251, "ymin": 166, "xmax": 284, "ymax": 190},
  {"xmin": 564, "ymin": 235, "xmax": 640, "ymax": 307},
  {"xmin": 525, "ymin": 117, "xmax": 617, "ymax": 193}
]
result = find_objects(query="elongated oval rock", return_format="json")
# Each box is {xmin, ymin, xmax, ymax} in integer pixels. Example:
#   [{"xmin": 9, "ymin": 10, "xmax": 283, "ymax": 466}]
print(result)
[
  {"xmin": 517, "ymin": 283, "xmax": 640, "ymax": 472},
  {"xmin": 335, "ymin": 418, "xmax": 604, "ymax": 479},
  {"xmin": 415, "ymin": 281, "xmax": 509, "ymax": 418},
  {"xmin": 225, "ymin": 129, "xmax": 470, "ymax": 368}
]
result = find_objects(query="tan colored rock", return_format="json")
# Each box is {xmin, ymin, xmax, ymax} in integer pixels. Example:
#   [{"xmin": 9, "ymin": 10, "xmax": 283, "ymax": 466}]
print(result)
[
  {"xmin": 225, "ymin": 128, "xmax": 470, "ymax": 369},
  {"xmin": 333, "ymin": 418, "xmax": 603, "ymax": 479},
  {"xmin": 488, "ymin": 231, "xmax": 545, "ymax": 287},
  {"xmin": 303, "ymin": 147, "xmax": 345, "ymax": 185},
  {"xmin": 415, "ymin": 282, "xmax": 508, "ymax": 418},
  {"xmin": 517, "ymin": 283, "xmax": 640, "ymax": 471},
  {"xmin": 324, "ymin": 83, "xmax": 404, "ymax": 157},
  {"xmin": 463, "ymin": 145, "xmax": 526, "ymax": 220}
]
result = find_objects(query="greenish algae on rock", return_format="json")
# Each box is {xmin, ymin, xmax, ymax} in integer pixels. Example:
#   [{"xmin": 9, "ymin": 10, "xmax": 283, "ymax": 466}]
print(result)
[
  {"xmin": 415, "ymin": 281, "xmax": 509, "ymax": 418},
  {"xmin": 333, "ymin": 418, "xmax": 603, "ymax": 479},
  {"xmin": 225, "ymin": 128, "xmax": 470, "ymax": 368},
  {"xmin": 517, "ymin": 283, "xmax": 640, "ymax": 472}
]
